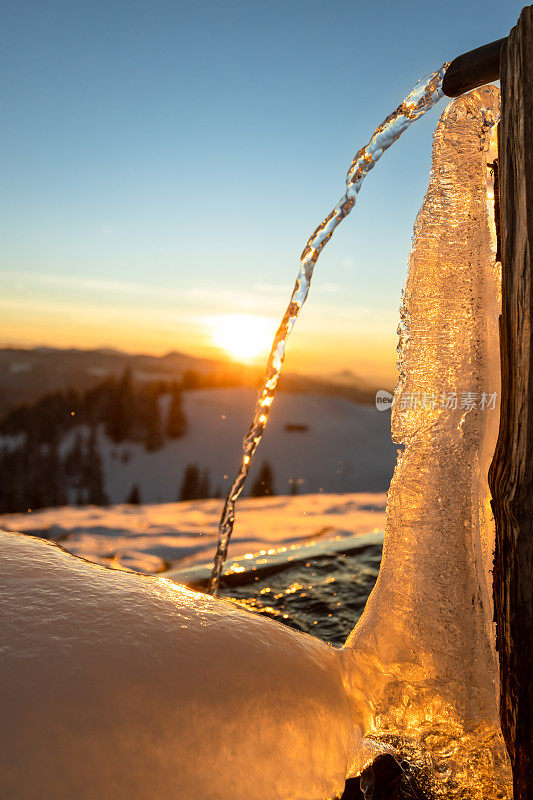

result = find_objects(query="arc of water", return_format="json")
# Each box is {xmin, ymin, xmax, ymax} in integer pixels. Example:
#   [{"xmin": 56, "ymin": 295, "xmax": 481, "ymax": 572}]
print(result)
[{"xmin": 208, "ymin": 63, "xmax": 450, "ymax": 596}]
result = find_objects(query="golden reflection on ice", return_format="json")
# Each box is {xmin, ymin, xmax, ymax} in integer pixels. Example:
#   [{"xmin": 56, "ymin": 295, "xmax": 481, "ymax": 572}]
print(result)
[{"xmin": 343, "ymin": 86, "xmax": 511, "ymax": 799}]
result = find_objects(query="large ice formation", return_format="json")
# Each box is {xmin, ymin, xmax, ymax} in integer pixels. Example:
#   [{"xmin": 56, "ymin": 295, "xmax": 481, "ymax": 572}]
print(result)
[
  {"xmin": 344, "ymin": 85, "xmax": 511, "ymax": 797},
  {"xmin": 0, "ymin": 87, "xmax": 510, "ymax": 799}
]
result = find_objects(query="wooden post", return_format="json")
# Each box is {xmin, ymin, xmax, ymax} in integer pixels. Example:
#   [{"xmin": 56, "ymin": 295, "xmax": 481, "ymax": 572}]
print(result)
[{"xmin": 489, "ymin": 6, "xmax": 533, "ymax": 797}]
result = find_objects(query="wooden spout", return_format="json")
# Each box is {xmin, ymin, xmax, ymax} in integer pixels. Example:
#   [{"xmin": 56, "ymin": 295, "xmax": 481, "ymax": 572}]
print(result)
[{"xmin": 442, "ymin": 37, "xmax": 505, "ymax": 97}]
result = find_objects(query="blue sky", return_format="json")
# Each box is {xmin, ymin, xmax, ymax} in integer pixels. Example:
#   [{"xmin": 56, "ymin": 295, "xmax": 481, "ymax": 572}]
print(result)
[{"xmin": 0, "ymin": 0, "xmax": 523, "ymax": 383}]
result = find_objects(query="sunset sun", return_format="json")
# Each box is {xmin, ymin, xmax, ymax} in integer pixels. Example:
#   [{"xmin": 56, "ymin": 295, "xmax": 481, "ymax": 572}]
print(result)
[{"xmin": 208, "ymin": 314, "xmax": 276, "ymax": 361}]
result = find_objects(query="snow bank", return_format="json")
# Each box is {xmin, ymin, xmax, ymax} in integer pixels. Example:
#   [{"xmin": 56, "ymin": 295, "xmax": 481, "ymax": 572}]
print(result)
[{"xmin": 0, "ymin": 492, "xmax": 386, "ymax": 574}]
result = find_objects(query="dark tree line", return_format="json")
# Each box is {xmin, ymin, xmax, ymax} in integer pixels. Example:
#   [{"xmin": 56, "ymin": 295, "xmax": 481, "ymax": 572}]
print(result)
[
  {"xmin": 0, "ymin": 369, "xmax": 187, "ymax": 513},
  {"xmin": 2, "ymin": 368, "xmax": 186, "ymax": 450},
  {"xmin": 0, "ymin": 425, "xmax": 106, "ymax": 513},
  {"xmin": 177, "ymin": 460, "xmax": 276, "ymax": 502},
  {"xmin": 0, "ymin": 367, "xmax": 284, "ymax": 513}
]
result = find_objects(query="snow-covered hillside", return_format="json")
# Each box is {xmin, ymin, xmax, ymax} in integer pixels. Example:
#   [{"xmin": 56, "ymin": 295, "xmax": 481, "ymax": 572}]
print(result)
[
  {"xmin": 97, "ymin": 388, "xmax": 396, "ymax": 504},
  {"xmin": 0, "ymin": 492, "xmax": 387, "ymax": 575}
]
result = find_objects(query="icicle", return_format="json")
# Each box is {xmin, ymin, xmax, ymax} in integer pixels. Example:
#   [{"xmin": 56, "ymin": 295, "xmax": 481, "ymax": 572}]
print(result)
[{"xmin": 343, "ymin": 86, "xmax": 511, "ymax": 798}]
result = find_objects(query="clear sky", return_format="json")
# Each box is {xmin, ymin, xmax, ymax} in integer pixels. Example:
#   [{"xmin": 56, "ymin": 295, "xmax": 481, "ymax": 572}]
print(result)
[{"xmin": 0, "ymin": 0, "xmax": 523, "ymax": 385}]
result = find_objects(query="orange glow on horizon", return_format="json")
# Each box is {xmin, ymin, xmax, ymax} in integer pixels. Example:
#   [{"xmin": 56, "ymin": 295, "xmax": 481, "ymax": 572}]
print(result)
[{"xmin": 1, "ymin": 303, "xmax": 399, "ymax": 386}]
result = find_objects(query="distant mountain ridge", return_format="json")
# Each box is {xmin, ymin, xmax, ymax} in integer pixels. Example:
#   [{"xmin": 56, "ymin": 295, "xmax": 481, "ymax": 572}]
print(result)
[{"xmin": 0, "ymin": 346, "xmax": 383, "ymax": 414}]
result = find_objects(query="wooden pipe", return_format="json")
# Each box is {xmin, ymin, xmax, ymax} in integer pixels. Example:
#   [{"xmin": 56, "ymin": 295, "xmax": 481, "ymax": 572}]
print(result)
[{"xmin": 442, "ymin": 37, "xmax": 506, "ymax": 97}]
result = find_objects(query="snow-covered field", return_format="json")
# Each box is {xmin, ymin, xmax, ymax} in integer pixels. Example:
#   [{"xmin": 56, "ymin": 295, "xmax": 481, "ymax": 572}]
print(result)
[
  {"xmin": 0, "ymin": 492, "xmax": 387, "ymax": 576},
  {"xmin": 98, "ymin": 388, "xmax": 396, "ymax": 504}
]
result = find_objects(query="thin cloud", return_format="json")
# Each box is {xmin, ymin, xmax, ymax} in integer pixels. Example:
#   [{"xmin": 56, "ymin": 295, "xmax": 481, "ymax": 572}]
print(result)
[{"xmin": 0, "ymin": 269, "xmax": 283, "ymax": 310}]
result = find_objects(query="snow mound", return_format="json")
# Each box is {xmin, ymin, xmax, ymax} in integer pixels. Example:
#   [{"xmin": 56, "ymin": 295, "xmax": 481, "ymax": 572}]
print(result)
[{"xmin": 0, "ymin": 530, "xmax": 359, "ymax": 800}]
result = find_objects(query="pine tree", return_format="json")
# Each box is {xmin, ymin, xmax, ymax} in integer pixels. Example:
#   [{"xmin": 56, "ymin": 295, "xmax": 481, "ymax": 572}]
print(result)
[
  {"xmin": 0, "ymin": 445, "xmax": 27, "ymax": 512},
  {"xmin": 143, "ymin": 393, "xmax": 164, "ymax": 451},
  {"xmin": 179, "ymin": 464, "xmax": 200, "ymax": 501},
  {"xmin": 197, "ymin": 468, "xmax": 211, "ymax": 499},
  {"xmin": 24, "ymin": 437, "xmax": 67, "ymax": 511},
  {"xmin": 84, "ymin": 426, "xmax": 108, "ymax": 506},
  {"xmin": 64, "ymin": 429, "xmax": 84, "ymax": 478},
  {"xmin": 105, "ymin": 368, "xmax": 135, "ymax": 443},
  {"xmin": 44, "ymin": 437, "xmax": 67, "ymax": 508},
  {"xmin": 166, "ymin": 384, "xmax": 186, "ymax": 438},
  {"xmin": 126, "ymin": 484, "xmax": 141, "ymax": 504},
  {"xmin": 250, "ymin": 461, "xmax": 275, "ymax": 497}
]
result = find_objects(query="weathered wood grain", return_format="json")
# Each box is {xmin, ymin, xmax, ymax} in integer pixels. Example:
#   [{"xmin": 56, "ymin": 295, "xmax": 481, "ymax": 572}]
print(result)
[{"xmin": 489, "ymin": 6, "xmax": 533, "ymax": 796}]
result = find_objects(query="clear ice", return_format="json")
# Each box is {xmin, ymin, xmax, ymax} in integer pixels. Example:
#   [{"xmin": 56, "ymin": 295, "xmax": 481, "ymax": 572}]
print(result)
[
  {"xmin": 344, "ymin": 85, "xmax": 512, "ymax": 797},
  {"xmin": 208, "ymin": 65, "xmax": 449, "ymax": 594}
]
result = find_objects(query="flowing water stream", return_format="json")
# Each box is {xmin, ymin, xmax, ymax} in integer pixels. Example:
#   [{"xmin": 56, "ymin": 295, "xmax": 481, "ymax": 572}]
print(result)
[
  {"xmin": 206, "ymin": 83, "xmax": 511, "ymax": 798},
  {"xmin": 208, "ymin": 64, "xmax": 449, "ymax": 595}
]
